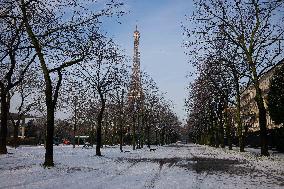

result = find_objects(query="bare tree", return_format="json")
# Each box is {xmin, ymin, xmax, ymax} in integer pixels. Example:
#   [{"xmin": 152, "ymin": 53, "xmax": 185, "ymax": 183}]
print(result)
[
  {"xmin": 2, "ymin": 0, "xmax": 125, "ymax": 166},
  {"xmin": 140, "ymin": 73, "xmax": 160, "ymax": 148},
  {"xmin": 73, "ymin": 39, "xmax": 127, "ymax": 156},
  {"xmin": 185, "ymin": 0, "xmax": 284, "ymax": 156},
  {"xmin": 0, "ymin": 3, "xmax": 36, "ymax": 154},
  {"xmin": 108, "ymin": 71, "xmax": 130, "ymax": 152},
  {"xmin": 9, "ymin": 68, "xmax": 39, "ymax": 148}
]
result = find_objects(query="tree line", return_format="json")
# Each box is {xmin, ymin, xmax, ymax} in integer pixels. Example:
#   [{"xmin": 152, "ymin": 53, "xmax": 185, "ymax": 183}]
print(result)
[{"xmin": 184, "ymin": 0, "xmax": 284, "ymax": 156}]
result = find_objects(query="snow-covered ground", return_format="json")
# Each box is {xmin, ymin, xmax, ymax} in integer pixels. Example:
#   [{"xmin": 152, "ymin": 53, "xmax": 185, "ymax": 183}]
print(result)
[{"xmin": 0, "ymin": 144, "xmax": 283, "ymax": 189}]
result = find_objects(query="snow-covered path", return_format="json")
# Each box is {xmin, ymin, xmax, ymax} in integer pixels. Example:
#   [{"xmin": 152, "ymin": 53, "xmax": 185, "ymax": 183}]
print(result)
[{"xmin": 0, "ymin": 144, "xmax": 283, "ymax": 189}]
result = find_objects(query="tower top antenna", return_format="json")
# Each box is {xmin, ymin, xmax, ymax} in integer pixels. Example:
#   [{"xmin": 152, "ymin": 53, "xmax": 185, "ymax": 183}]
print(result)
[{"xmin": 134, "ymin": 24, "xmax": 140, "ymax": 40}]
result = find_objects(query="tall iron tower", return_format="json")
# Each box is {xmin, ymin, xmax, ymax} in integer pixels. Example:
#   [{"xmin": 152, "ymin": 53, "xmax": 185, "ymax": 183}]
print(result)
[
  {"xmin": 128, "ymin": 25, "xmax": 144, "ymax": 150},
  {"xmin": 128, "ymin": 25, "xmax": 143, "ymax": 106}
]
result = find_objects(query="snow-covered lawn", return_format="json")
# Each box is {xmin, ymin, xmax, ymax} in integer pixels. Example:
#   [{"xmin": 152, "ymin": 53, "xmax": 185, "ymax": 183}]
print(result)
[{"xmin": 0, "ymin": 144, "xmax": 283, "ymax": 189}]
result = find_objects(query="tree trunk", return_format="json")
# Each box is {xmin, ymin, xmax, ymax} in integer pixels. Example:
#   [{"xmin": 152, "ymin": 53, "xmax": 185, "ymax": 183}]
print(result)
[
  {"xmin": 21, "ymin": 2, "xmax": 56, "ymax": 166},
  {"xmin": 73, "ymin": 102, "xmax": 77, "ymax": 148},
  {"xmin": 73, "ymin": 126, "xmax": 76, "ymax": 148},
  {"xmin": 132, "ymin": 114, "xmax": 136, "ymax": 150},
  {"xmin": 90, "ymin": 119, "xmax": 95, "ymax": 147},
  {"xmin": 104, "ymin": 123, "xmax": 107, "ymax": 147},
  {"xmin": 161, "ymin": 128, "xmax": 165, "ymax": 146},
  {"xmin": 136, "ymin": 113, "xmax": 141, "ymax": 149},
  {"xmin": 155, "ymin": 130, "xmax": 158, "ymax": 146},
  {"xmin": 119, "ymin": 123, "xmax": 123, "ymax": 152},
  {"xmin": 119, "ymin": 114, "xmax": 123, "ymax": 152},
  {"xmin": 235, "ymin": 81, "xmax": 245, "ymax": 152},
  {"xmin": 73, "ymin": 109, "xmax": 77, "ymax": 148},
  {"xmin": 251, "ymin": 64, "xmax": 269, "ymax": 156},
  {"xmin": 147, "ymin": 124, "xmax": 150, "ymax": 148},
  {"xmin": 224, "ymin": 101, "xmax": 232, "ymax": 150},
  {"xmin": 255, "ymin": 88, "xmax": 269, "ymax": 156},
  {"xmin": 44, "ymin": 104, "xmax": 55, "ymax": 167},
  {"xmin": 141, "ymin": 116, "xmax": 145, "ymax": 148},
  {"xmin": 41, "ymin": 57, "xmax": 56, "ymax": 167},
  {"xmin": 218, "ymin": 111, "xmax": 225, "ymax": 148},
  {"xmin": 119, "ymin": 91, "xmax": 124, "ymax": 152},
  {"xmin": 213, "ymin": 120, "xmax": 219, "ymax": 148},
  {"xmin": 90, "ymin": 124, "xmax": 94, "ymax": 147},
  {"xmin": 0, "ymin": 88, "xmax": 8, "ymax": 154},
  {"xmin": 41, "ymin": 69, "xmax": 55, "ymax": 167},
  {"xmin": 13, "ymin": 120, "xmax": 20, "ymax": 148},
  {"xmin": 141, "ymin": 132, "xmax": 144, "ymax": 148},
  {"xmin": 96, "ymin": 92, "xmax": 105, "ymax": 156}
]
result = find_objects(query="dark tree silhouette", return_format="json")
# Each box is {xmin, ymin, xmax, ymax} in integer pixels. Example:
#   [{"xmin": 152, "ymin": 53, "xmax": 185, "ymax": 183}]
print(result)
[
  {"xmin": 72, "ymin": 39, "xmax": 127, "ymax": 156},
  {"xmin": 5, "ymin": 0, "xmax": 124, "ymax": 166},
  {"xmin": 0, "ymin": 4, "xmax": 35, "ymax": 154},
  {"xmin": 268, "ymin": 62, "xmax": 284, "ymax": 125},
  {"xmin": 185, "ymin": 0, "xmax": 284, "ymax": 156}
]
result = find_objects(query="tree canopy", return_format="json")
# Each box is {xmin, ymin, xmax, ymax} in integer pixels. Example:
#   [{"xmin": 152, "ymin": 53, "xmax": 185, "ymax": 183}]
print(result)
[{"xmin": 268, "ymin": 62, "xmax": 284, "ymax": 125}]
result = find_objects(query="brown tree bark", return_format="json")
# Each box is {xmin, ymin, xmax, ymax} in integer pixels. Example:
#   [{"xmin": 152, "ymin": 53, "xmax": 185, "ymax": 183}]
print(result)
[
  {"xmin": 255, "ymin": 85, "xmax": 269, "ymax": 156},
  {"xmin": 236, "ymin": 84, "xmax": 245, "ymax": 152},
  {"xmin": 132, "ymin": 114, "xmax": 136, "ymax": 150},
  {"xmin": 44, "ymin": 106, "xmax": 55, "ymax": 166},
  {"xmin": 146, "ymin": 122, "xmax": 151, "ymax": 148},
  {"xmin": 96, "ymin": 91, "xmax": 105, "ymax": 156},
  {"xmin": 217, "ymin": 106, "xmax": 225, "ymax": 148},
  {"xmin": 251, "ymin": 63, "xmax": 269, "ymax": 156},
  {"xmin": 119, "ymin": 102, "xmax": 123, "ymax": 152},
  {"xmin": 21, "ymin": 0, "xmax": 63, "ymax": 166},
  {"xmin": 13, "ymin": 120, "xmax": 21, "ymax": 148},
  {"xmin": 224, "ymin": 100, "xmax": 232, "ymax": 150},
  {"xmin": 0, "ymin": 87, "xmax": 8, "ymax": 154}
]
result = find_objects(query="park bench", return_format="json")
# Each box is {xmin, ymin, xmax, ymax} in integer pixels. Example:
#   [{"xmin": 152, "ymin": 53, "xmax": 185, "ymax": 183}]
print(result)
[{"xmin": 150, "ymin": 148, "xmax": 156, "ymax": 152}]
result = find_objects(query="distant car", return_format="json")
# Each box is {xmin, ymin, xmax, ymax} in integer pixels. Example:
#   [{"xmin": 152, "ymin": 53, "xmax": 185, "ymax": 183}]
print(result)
[{"xmin": 63, "ymin": 139, "xmax": 71, "ymax": 145}]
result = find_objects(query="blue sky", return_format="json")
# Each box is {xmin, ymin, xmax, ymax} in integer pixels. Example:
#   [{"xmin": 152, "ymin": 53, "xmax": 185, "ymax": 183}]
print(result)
[
  {"xmin": 9, "ymin": 0, "xmax": 195, "ymax": 122},
  {"xmin": 103, "ymin": 0, "xmax": 195, "ymax": 122}
]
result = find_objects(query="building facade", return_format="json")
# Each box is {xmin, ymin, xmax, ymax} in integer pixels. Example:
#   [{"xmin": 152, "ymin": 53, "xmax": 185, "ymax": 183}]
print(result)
[{"xmin": 240, "ymin": 61, "xmax": 284, "ymax": 132}]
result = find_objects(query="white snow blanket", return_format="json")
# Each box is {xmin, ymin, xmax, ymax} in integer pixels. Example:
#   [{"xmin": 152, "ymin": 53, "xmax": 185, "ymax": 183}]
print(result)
[{"xmin": 0, "ymin": 144, "xmax": 283, "ymax": 189}]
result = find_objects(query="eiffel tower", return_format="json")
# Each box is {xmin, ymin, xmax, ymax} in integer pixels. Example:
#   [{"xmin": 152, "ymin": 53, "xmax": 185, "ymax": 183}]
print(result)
[
  {"xmin": 128, "ymin": 25, "xmax": 143, "ymax": 108},
  {"xmin": 128, "ymin": 25, "xmax": 143, "ymax": 150}
]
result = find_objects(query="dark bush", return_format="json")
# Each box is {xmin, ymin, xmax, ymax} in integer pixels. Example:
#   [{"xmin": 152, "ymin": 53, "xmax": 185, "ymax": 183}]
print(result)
[{"xmin": 7, "ymin": 137, "xmax": 38, "ymax": 146}]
